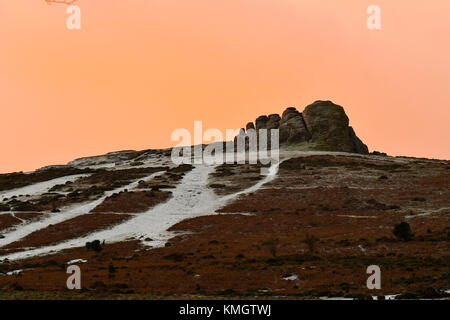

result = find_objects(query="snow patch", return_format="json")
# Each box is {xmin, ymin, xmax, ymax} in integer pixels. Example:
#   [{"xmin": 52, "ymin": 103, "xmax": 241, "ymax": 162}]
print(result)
[
  {"xmin": 67, "ymin": 259, "xmax": 87, "ymax": 265},
  {"xmin": 0, "ymin": 160, "xmax": 280, "ymax": 261},
  {"xmin": 0, "ymin": 171, "xmax": 165, "ymax": 252},
  {"xmin": 283, "ymin": 274, "xmax": 298, "ymax": 281},
  {"xmin": 1, "ymin": 269, "xmax": 23, "ymax": 276},
  {"xmin": 0, "ymin": 174, "xmax": 91, "ymax": 201}
]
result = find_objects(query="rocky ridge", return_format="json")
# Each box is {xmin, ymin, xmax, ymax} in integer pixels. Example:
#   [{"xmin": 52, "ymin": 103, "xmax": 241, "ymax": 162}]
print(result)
[{"xmin": 238, "ymin": 100, "xmax": 369, "ymax": 154}]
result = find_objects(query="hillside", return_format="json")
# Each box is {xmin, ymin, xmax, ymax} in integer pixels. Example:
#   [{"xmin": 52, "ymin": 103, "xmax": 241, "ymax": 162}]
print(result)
[{"xmin": 0, "ymin": 102, "xmax": 448, "ymax": 299}]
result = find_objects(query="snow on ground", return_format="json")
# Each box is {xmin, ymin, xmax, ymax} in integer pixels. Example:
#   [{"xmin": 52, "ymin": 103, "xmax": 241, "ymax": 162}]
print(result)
[
  {"xmin": 319, "ymin": 296, "xmax": 354, "ymax": 300},
  {"xmin": 283, "ymin": 274, "xmax": 298, "ymax": 281},
  {"xmin": 405, "ymin": 207, "xmax": 450, "ymax": 219},
  {"xmin": 67, "ymin": 259, "xmax": 87, "ymax": 264},
  {"xmin": 337, "ymin": 215, "xmax": 377, "ymax": 219},
  {"xmin": 10, "ymin": 212, "xmax": 25, "ymax": 223},
  {"xmin": 383, "ymin": 295, "xmax": 399, "ymax": 300},
  {"xmin": 0, "ymin": 158, "xmax": 281, "ymax": 261},
  {"xmin": 0, "ymin": 269, "xmax": 23, "ymax": 276},
  {"xmin": 0, "ymin": 174, "xmax": 91, "ymax": 201},
  {"xmin": 0, "ymin": 171, "xmax": 165, "ymax": 251}
]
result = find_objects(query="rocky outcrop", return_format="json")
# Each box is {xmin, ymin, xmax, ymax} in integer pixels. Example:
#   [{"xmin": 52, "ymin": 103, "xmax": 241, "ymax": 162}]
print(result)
[
  {"xmin": 255, "ymin": 116, "xmax": 269, "ymax": 130},
  {"xmin": 266, "ymin": 114, "xmax": 281, "ymax": 129},
  {"xmin": 302, "ymin": 100, "xmax": 368, "ymax": 153},
  {"xmin": 279, "ymin": 107, "xmax": 311, "ymax": 143},
  {"xmin": 237, "ymin": 100, "xmax": 369, "ymax": 154},
  {"xmin": 246, "ymin": 122, "xmax": 255, "ymax": 131},
  {"xmin": 348, "ymin": 127, "xmax": 369, "ymax": 154}
]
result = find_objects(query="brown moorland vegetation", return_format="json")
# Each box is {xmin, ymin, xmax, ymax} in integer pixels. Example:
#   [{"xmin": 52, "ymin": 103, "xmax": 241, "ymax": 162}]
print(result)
[
  {"xmin": 0, "ymin": 155, "xmax": 448, "ymax": 299},
  {"xmin": 0, "ymin": 167, "xmax": 93, "ymax": 192},
  {"xmin": 0, "ymin": 212, "xmax": 42, "ymax": 233},
  {"xmin": 1, "ymin": 213, "xmax": 131, "ymax": 251},
  {"xmin": 91, "ymin": 191, "xmax": 172, "ymax": 213},
  {"xmin": 3, "ymin": 167, "xmax": 169, "ymax": 212},
  {"xmin": 209, "ymin": 163, "xmax": 269, "ymax": 195}
]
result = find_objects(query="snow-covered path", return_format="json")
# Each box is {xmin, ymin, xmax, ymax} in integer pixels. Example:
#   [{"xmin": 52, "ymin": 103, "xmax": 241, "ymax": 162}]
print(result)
[
  {"xmin": 0, "ymin": 174, "xmax": 91, "ymax": 201},
  {"xmin": 0, "ymin": 171, "xmax": 164, "ymax": 249},
  {"xmin": 0, "ymin": 161, "xmax": 280, "ymax": 261}
]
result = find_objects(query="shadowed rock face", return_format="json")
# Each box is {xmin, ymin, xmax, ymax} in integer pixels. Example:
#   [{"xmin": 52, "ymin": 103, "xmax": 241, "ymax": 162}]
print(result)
[
  {"xmin": 348, "ymin": 126, "xmax": 369, "ymax": 154},
  {"xmin": 238, "ymin": 100, "xmax": 369, "ymax": 154},
  {"xmin": 266, "ymin": 114, "xmax": 281, "ymax": 129},
  {"xmin": 302, "ymin": 100, "xmax": 368, "ymax": 154},
  {"xmin": 279, "ymin": 107, "xmax": 311, "ymax": 144},
  {"xmin": 255, "ymin": 116, "xmax": 269, "ymax": 130},
  {"xmin": 246, "ymin": 122, "xmax": 255, "ymax": 131}
]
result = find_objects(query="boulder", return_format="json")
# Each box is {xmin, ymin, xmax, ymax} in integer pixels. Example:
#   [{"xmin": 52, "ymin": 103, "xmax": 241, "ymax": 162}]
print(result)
[
  {"xmin": 266, "ymin": 114, "xmax": 281, "ymax": 129},
  {"xmin": 255, "ymin": 116, "xmax": 269, "ymax": 130},
  {"xmin": 279, "ymin": 107, "xmax": 311, "ymax": 143},
  {"xmin": 233, "ymin": 128, "xmax": 247, "ymax": 150},
  {"xmin": 302, "ymin": 100, "xmax": 368, "ymax": 154},
  {"xmin": 282, "ymin": 107, "xmax": 300, "ymax": 120},
  {"xmin": 349, "ymin": 126, "xmax": 369, "ymax": 154},
  {"xmin": 236, "ymin": 100, "xmax": 369, "ymax": 154},
  {"xmin": 86, "ymin": 239, "xmax": 102, "ymax": 252},
  {"xmin": 371, "ymin": 151, "xmax": 387, "ymax": 156}
]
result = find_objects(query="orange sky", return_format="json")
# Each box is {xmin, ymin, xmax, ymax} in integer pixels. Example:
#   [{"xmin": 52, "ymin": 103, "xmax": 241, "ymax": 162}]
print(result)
[{"xmin": 1, "ymin": 0, "xmax": 449, "ymax": 173}]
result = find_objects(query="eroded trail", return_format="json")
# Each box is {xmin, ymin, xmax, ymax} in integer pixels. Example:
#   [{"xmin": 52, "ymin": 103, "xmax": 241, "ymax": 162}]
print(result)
[
  {"xmin": 0, "ymin": 161, "xmax": 280, "ymax": 261},
  {"xmin": 0, "ymin": 171, "xmax": 164, "ymax": 251},
  {"xmin": 0, "ymin": 174, "xmax": 90, "ymax": 202}
]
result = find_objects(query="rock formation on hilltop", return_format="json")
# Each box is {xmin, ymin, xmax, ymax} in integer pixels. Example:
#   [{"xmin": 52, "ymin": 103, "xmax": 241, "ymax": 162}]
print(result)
[
  {"xmin": 279, "ymin": 107, "xmax": 311, "ymax": 143},
  {"xmin": 241, "ymin": 100, "xmax": 369, "ymax": 154}
]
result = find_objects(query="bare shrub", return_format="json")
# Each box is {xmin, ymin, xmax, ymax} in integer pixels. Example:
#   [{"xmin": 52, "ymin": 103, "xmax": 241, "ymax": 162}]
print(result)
[
  {"xmin": 263, "ymin": 239, "xmax": 279, "ymax": 258},
  {"xmin": 303, "ymin": 234, "xmax": 318, "ymax": 253}
]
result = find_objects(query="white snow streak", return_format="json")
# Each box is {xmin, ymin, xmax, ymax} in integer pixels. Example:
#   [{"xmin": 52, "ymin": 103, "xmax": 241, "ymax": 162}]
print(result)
[
  {"xmin": 67, "ymin": 259, "xmax": 87, "ymax": 265},
  {"xmin": 0, "ymin": 161, "xmax": 280, "ymax": 261},
  {"xmin": 0, "ymin": 171, "xmax": 164, "ymax": 251},
  {"xmin": 0, "ymin": 174, "xmax": 90, "ymax": 201}
]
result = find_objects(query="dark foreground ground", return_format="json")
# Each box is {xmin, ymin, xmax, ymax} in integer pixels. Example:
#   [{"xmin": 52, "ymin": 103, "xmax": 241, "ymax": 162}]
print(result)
[{"xmin": 0, "ymin": 153, "xmax": 448, "ymax": 299}]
